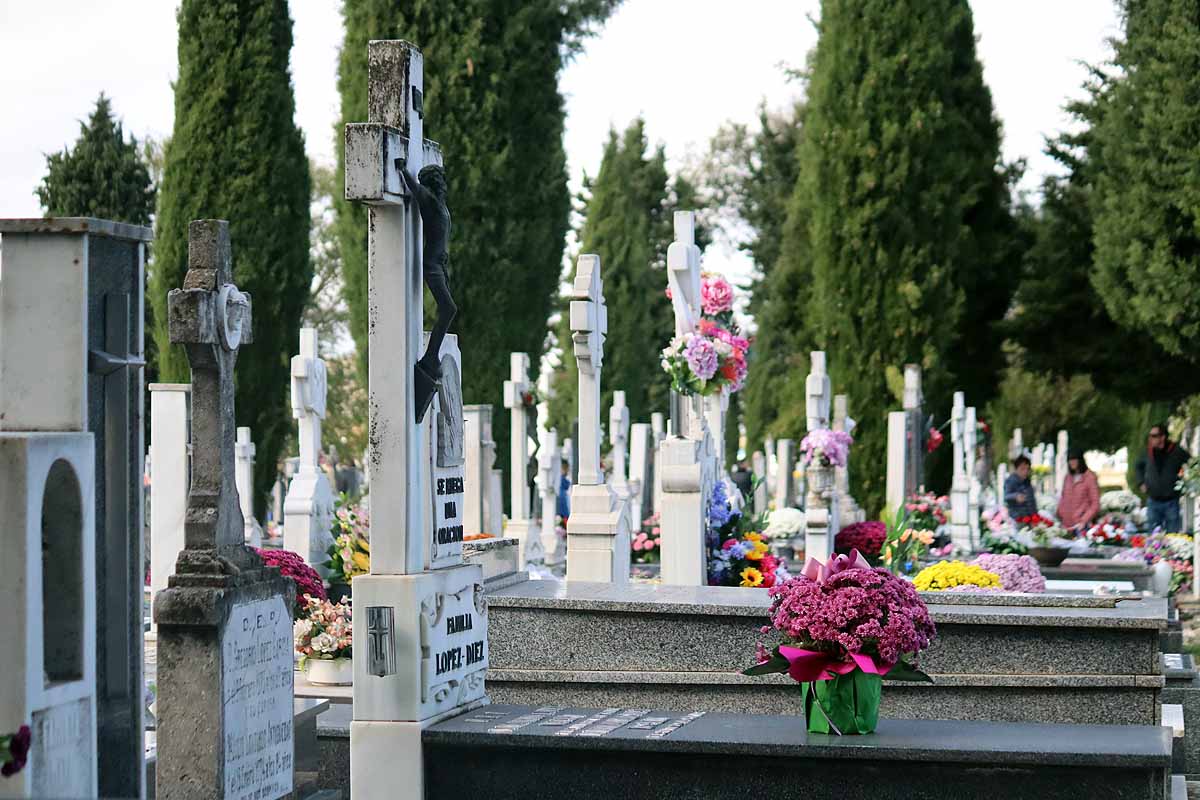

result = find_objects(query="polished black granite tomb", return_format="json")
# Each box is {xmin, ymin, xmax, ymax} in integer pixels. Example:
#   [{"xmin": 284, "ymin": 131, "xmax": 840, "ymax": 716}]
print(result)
[{"xmin": 423, "ymin": 703, "xmax": 1172, "ymax": 799}]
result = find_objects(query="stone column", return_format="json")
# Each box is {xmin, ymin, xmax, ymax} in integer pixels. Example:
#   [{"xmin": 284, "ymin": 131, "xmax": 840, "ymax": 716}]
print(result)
[
  {"xmin": 503, "ymin": 353, "xmax": 541, "ymax": 566},
  {"xmin": 0, "ymin": 217, "xmax": 150, "ymax": 797},
  {"xmin": 966, "ymin": 406, "xmax": 981, "ymax": 548},
  {"xmin": 775, "ymin": 439, "xmax": 796, "ymax": 509},
  {"xmin": 949, "ymin": 392, "xmax": 971, "ymax": 551},
  {"xmin": 1056, "ymin": 430, "xmax": 1070, "ymax": 497},
  {"xmin": 149, "ymin": 384, "xmax": 190, "ymax": 636},
  {"xmin": 235, "ymin": 426, "xmax": 261, "ymax": 547},
  {"xmin": 284, "ymin": 327, "xmax": 335, "ymax": 567},
  {"xmin": 751, "ymin": 450, "xmax": 769, "ymax": 514},
  {"xmin": 650, "ymin": 412, "xmax": 666, "ymax": 515},
  {"xmin": 565, "ymin": 254, "xmax": 630, "ymax": 582},
  {"xmin": 154, "ymin": 220, "xmax": 293, "ymax": 800}
]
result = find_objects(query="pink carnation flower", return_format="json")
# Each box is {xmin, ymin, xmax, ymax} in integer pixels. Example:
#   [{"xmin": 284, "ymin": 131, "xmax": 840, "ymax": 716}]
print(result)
[{"xmin": 701, "ymin": 274, "xmax": 734, "ymax": 315}]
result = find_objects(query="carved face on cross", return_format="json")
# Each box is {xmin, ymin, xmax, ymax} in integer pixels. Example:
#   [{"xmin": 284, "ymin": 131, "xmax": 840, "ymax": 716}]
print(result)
[
  {"xmin": 570, "ymin": 255, "xmax": 607, "ymax": 375},
  {"xmin": 167, "ymin": 219, "xmax": 254, "ymax": 551}
]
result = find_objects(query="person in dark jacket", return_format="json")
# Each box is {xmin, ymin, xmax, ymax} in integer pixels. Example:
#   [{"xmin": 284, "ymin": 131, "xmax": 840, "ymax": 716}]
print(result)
[
  {"xmin": 1135, "ymin": 422, "xmax": 1190, "ymax": 531},
  {"xmin": 1004, "ymin": 455, "xmax": 1038, "ymax": 519}
]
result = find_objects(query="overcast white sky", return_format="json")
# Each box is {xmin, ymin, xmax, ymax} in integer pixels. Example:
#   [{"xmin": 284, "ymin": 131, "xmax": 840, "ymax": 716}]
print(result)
[{"xmin": 0, "ymin": 0, "xmax": 1121, "ymax": 280}]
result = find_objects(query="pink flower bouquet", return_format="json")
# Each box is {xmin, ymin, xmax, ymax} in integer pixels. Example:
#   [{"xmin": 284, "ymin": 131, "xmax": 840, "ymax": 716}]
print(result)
[
  {"xmin": 744, "ymin": 551, "xmax": 936, "ymax": 734},
  {"xmin": 799, "ymin": 429, "xmax": 853, "ymax": 468},
  {"xmin": 661, "ymin": 322, "xmax": 748, "ymax": 397}
]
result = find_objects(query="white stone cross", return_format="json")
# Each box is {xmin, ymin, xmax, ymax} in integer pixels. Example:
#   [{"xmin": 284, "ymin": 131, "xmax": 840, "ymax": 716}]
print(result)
[
  {"xmin": 806, "ymin": 351, "xmax": 832, "ymax": 431},
  {"xmin": 903, "ymin": 363, "xmax": 922, "ymax": 412},
  {"xmin": 284, "ymin": 327, "xmax": 335, "ymax": 566},
  {"xmin": 345, "ymin": 39, "xmax": 442, "ymax": 575},
  {"xmin": 502, "ymin": 352, "xmax": 542, "ymax": 565},
  {"xmin": 609, "ymin": 390, "xmax": 630, "ymax": 487},
  {"xmin": 235, "ymin": 426, "xmax": 261, "ymax": 547},
  {"xmin": 949, "ymin": 391, "xmax": 971, "ymax": 551},
  {"xmin": 566, "ymin": 253, "xmax": 630, "ymax": 583},
  {"xmin": 570, "ymin": 254, "xmax": 608, "ymax": 486},
  {"xmin": 537, "ymin": 426, "xmax": 563, "ymax": 564}
]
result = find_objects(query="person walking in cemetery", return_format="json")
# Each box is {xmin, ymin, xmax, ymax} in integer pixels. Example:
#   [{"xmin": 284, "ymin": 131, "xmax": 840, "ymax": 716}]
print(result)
[
  {"xmin": 1004, "ymin": 455, "xmax": 1038, "ymax": 519},
  {"xmin": 1057, "ymin": 448, "xmax": 1100, "ymax": 530},
  {"xmin": 557, "ymin": 458, "xmax": 572, "ymax": 520},
  {"xmin": 1136, "ymin": 422, "xmax": 1190, "ymax": 531}
]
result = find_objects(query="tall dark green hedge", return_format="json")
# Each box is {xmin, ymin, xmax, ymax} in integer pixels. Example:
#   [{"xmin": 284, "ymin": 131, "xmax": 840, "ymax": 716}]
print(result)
[
  {"xmin": 150, "ymin": 0, "xmax": 311, "ymax": 516},
  {"xmin": 37, "ymin": 93, "xmax": 155, "ymax": 225},
  {"xmin": 548, "ymin": 119, "xmax": 706, "ymax": 435},
  {"xmin": 1091, "ymin": 0, "xmax": 1200, "ymax": 361},
  {"xmin": 775, "ymin": 0, "xmax": 1016, "ymax": 515}
]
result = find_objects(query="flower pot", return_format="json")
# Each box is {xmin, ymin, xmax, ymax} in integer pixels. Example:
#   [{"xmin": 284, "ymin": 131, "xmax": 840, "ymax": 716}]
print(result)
[
  {"xmin": 802, "ymin": 668, "xmax": 881, "ymax": 735},
  {"xmin": 1028, "ymin": 546, "xmax": 1070, "ymax": 567},
  {"xmin": 305, "ymin": 657, "xmax": 353, "ymax": 686}
]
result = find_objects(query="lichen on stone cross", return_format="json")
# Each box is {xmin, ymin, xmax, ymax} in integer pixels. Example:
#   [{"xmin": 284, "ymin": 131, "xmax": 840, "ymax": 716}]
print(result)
[{"xmin": 167, "ymin": 219, "xmax": 253, "ymax": 552}]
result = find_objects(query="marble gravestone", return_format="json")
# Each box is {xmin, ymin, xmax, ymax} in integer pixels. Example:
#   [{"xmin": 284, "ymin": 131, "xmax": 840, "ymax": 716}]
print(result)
[
  {"xmin": 149, "ymin": 383, "xmax": 190, "ymax": 636},
  {"xmin": 803, "ymin": 352, "xmax": 837, "ymax": 561},
  {"xmin": 284, "ymin": 327, "xmax": 335, "ymax": 568},
  {"xmin": 343, "ymin": 40, "xmax": 488, "ymax": 799},
  {"xmin": 751, "ymin": 450, "xmax": 769, "ymax": 513},
  {"xmin": 608, "ymin": 390, "xmax": 634, "ymax": 503},
  {"xmin": 832, "ymin": 394, "xmax": 864, "ymax": 524},
  {"xmin": 0, "ymin": 217, "xmax": 150, "ymax": 798},
  {"xmin": 775, "ymin": 439, "xmax": 796, "ymax": 510},
  {"xmin": 1056, "ymin": 430, "xmax": 1070, "ymax": 496},
  {"xmin": 537, "ymin": 426, "xmax": 564, "ymax": 565},
  {"xmin": 153, "ymin": 220, "xmax": 293, "ymax": 800},
  {"xmin": 659, "ymin": 211, "xmax": 713, "ymax": 587},
  {"xmin": 650, "ymin": 412, "xmax": 666, "ymax": 515},
  {"xmin": 234, "ymin": 426, "xmax": 262, "ymax": 547},
  {"xmin": 949, "ymin": 392, "xmax": 972, "ymax": 552},
  {"xmin": 965, "ymin": 405, "xmax": 981, "ymax": 547},
  {"xmin": 629, "ymin": 422, "xmax": 653, "ymax": 523},
  {"xmin": 503, "ymin": 352, "xmax": 542, "ymax": 566},
  {"xmin": 565, "ymin": 254, "xmax": 631, "ymax": 583},
  {"xmin": 886, "ymin": 363, "xmax": 924, "ymax": 514},
  {"xmin": 464, "ymin": 405, "xmax": 501, "ymax": 536}
]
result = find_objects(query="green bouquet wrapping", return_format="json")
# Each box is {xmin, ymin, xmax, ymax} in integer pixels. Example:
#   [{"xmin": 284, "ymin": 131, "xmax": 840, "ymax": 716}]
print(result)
[{"xmin": 803, "ymin": 669, "xmax": 882, "ymax": 735}]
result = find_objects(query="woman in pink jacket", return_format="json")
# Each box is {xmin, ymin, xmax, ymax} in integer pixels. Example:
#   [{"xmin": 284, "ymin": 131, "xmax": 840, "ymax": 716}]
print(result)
[{"xmin": 1058, "ymin": 448, "xmax": 1100, "ymax": 530}]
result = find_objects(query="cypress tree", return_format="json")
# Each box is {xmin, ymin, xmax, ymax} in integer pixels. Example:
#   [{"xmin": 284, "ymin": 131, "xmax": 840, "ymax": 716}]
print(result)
[
  {"xmin": 1090, "ymin": 0, "xmax": 1200, "ymax": 360},
  {"xmin": 781, "ymin": 0, "xmax": 1015, "ymax": 514},
  {"xmin": 37, "ymin": 93, "xmax": 156, "ymax": 225},
  {"xmin": 150, "ymin": 0, "xmax": 311, "ymax": 515},
  {"xmin": 548, "ymin": 119, "xmax": 707, "ymax": 433}
]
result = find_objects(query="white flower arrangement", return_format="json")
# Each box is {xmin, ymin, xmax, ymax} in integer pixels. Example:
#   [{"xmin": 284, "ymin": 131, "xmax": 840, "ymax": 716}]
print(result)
[{"xmin": 764, "ymin": 507, "xmax": 805, "ymax": 538}]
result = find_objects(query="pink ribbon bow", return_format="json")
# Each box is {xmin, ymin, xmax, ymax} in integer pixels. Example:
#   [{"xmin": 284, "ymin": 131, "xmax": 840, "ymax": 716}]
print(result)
[
  {"xmin": 778, "ymin": 646, "xmax": 894, "ymax": 683},
  {"xmin": 800, "ymin": 549, "xmax": 872, "ymax": 584}
]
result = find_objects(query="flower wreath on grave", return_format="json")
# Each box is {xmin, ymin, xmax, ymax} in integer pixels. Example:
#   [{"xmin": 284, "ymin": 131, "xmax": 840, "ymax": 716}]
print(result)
[{"xmin": 744, "ymin": 551, "xmax": 935, "ymax": 735}]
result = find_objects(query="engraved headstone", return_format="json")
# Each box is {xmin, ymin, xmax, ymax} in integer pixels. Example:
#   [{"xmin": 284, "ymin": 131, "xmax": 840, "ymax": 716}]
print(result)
[
  {"xmin": 235, "ymin": 426, "xmax": 262, "ymax": 546},
  {"xmin": 153, "ymin": 220, "xmax": 293, "ymax": 800},
  {"xmin": 427, "ymin": 336, "xmax": 466, "ymax": 569}
]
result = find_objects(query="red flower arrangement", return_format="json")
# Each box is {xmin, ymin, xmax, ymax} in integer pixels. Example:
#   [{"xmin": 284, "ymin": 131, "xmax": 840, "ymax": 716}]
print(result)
[
  {"xmin": 835, "ymin": 521, "xmax": 887, "ymax": 558},
  {"xmin": 926, "ymin": 427, "xmax": 944, "ymax": 453},
  {"xmin": 255, "ymin": 548, "xmax": 327, "ymax": 609}
]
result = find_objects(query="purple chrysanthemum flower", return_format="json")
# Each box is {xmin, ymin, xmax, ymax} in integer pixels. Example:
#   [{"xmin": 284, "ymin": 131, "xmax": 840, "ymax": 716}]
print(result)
[{"xmin": 684, "ymin": 335, "xmax": 719, "ymax": 381}]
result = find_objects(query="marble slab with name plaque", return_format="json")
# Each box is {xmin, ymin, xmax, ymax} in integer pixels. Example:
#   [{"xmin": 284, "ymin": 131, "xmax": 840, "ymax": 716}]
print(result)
[
  {"xmin": 221, "ymin": 596, "xmax": 294, "ymax": 800},
  {"xmin": 453, "ymin": 705, "xmax": 706, "ymax": 740}
]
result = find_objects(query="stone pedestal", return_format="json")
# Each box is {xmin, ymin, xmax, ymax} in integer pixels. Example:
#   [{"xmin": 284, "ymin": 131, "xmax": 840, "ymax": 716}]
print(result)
[
  {"xmin": 566, "ymin": 484, "xmax": 631, "ymax": 583},
  {"xmin": 0, "ymin": 433, "xmax": 98, "ymax": 799},
  {"xmin": 659, "ymin": 436, "xmax": 707, "ymax": 585},
  {"xmin": 149, "ymin": 383, "xmax": 190, "ymax": 635}
]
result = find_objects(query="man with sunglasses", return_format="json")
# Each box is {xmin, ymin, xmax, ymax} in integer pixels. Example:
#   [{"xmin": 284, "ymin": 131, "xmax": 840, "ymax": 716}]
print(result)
[{"xmin": 1135, "ymin": 423, "xmax": 1190, "ymax": 531}]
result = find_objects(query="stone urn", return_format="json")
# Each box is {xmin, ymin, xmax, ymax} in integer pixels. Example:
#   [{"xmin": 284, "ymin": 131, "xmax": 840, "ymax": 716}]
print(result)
[
  {"xmin": 306, "ymin": 657, "xmax": 353, "ymax": 686},
  {"xmin": 1028, "ymin": 546, "xmax": 1070, "ymax": 567},
  {"xmin": 806, "ymin": 463, "xmax": 835, "ymax": 498}
]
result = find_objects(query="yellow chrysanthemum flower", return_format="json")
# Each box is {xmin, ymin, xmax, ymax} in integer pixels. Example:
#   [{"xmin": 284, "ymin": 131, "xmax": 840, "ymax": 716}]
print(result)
[
  {"xmin": 745, "ymin": 548, "xmax": 764, "ymax": 561},
  {"xmin": 351, "ymin": 550, "xmax": 371, "ymax": 573},
  {"xmin": 740, "ymin": 567, "xmax": 764, "ymax": 587},
  {"xmin": 913, "ymin": 560, "xmax": 1001, "ymax": 592},
  {"xmin": 745, "ymin": 532, "xmax": 763, "ymax": 542}
]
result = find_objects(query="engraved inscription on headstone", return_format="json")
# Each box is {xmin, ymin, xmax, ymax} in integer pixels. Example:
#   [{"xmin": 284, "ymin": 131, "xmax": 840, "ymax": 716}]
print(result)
[
  {"xmin": 430, "ymin": 350, "xmax": 466, "ymax": 568},
  {"xmin": 366, "ymin": 606, "xmax": 397, "ymax": 677},
  {"xmin": 221, "ymin": 596, "xmax": 293, "ymax": 800},
  {"xmin": 419, "ymin": 583, "xmax": 487, "ymax": 705},
  {"xmin": 31, "ymin": 697, "xmax": 95, "ymax": 798}
]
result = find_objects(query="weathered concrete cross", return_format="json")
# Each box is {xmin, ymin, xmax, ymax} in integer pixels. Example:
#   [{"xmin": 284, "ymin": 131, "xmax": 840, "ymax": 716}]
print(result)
[{"xmin": 167, "ymin": 219, "xmax": 253, "ymax": 552}]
